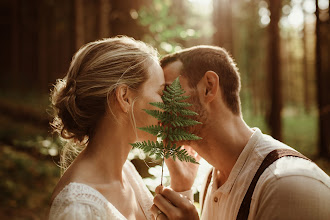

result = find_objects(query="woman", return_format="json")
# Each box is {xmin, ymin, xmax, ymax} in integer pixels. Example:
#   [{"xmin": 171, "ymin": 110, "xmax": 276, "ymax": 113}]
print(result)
[{"xmin": 48, "ymin": 36, "xmax": 198, "ymax": 220}]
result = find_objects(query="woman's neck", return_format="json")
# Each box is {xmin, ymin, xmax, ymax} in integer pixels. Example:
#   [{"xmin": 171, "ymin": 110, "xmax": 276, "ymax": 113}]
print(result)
[{"xmin": 78, "ymin": 116, "xmax": 134, "ymax": 185}]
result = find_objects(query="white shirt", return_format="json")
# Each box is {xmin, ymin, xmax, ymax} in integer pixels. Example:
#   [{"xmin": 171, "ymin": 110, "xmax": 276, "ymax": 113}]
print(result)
[
  {"xmin": 49, "ymin": 161, "xmax": 154, "ymax": 220},
  {"xmin": 199, "ymin": 128, "xmax": 330, "ymax": 220}
]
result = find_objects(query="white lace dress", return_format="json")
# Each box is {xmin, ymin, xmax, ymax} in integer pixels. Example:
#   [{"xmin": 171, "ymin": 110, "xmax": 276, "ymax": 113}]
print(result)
[{"xmin": 49, "ymin": 161, "xmax": 154, "ymax": 220}]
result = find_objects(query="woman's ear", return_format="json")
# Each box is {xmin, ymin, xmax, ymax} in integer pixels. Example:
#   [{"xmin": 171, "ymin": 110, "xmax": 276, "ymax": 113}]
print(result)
[
  {"xmin": 115, "ymin": 85, "xmax": 133, "ymax": 113},
  {"xmin": 200, "ymin": 71, "xmax": 219, "ymax": 103}
]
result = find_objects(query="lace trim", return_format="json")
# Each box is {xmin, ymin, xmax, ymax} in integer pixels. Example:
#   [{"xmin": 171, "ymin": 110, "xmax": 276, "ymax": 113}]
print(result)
[{"xmin": 49, "ymin": 182, "xmax": 125, "ymax": 219}]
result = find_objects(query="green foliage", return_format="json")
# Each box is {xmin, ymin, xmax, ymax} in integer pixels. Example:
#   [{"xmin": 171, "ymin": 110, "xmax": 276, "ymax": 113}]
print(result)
[
  {"xmin": 0, "ymin": 145, "xmax": 60, "ymax": 219},
  {"xmin": 137, "ymin": 0, "xmax": 201, "ymax": 55},
  {"xmin": 243, "ymin": 111, "xmax": 318, "ymax": 157},
  {"xmin": 131, "ymin": 77, "xmax": 202, "ymax": 165}
]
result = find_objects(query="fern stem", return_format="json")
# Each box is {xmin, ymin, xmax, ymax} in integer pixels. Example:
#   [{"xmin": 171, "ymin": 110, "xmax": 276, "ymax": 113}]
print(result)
[{"xmin": 160, "ymin": 155, "xmax": 164, "ymax": 186}]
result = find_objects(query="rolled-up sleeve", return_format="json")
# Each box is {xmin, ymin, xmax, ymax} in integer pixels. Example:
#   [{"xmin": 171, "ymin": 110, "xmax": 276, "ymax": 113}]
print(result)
[{"xmin": 177, "ymin": 189, "xmax": 194, "ymax": 203}]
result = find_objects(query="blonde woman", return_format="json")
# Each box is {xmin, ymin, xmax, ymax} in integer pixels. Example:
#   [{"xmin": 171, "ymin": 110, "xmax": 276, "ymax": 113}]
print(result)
[{"xmin": 48, "ymin": 36, "xmax": 198, "ymax": 220}]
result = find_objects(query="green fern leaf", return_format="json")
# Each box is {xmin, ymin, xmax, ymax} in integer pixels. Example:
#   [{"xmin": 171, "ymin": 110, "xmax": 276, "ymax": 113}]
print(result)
[
  {"xmin": 131, "ymin": 77, "xmax": 202, "ymax": 184},
  {"xmin": 130, "ymin": 140, "xmax": 165, "ymax": 157},
  {"xmin": 143, "ymin": 109, "xmax": 166, "ymax": 121},
  {"xmin": 137, "ymin": 125, "xmax": 163, "ymax": 136},
  {"xmin": 177, "ymin": 109, "xmax": 199, "ymax": 116},
  {"xmin": 170, "ymin": 116, "xmax": 202, "ymax": 127}
]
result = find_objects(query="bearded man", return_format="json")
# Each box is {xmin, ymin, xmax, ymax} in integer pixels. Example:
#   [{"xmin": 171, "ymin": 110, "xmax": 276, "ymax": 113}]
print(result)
[{"xmin": 151, "ymin": 46, "xmax": 330, "ymax": 220}]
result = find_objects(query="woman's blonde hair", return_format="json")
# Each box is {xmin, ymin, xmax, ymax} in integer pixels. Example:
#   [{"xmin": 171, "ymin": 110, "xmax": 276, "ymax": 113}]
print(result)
[{"xmin": 50, "ymin": 36, "xmax": 158, "ymax": 172}]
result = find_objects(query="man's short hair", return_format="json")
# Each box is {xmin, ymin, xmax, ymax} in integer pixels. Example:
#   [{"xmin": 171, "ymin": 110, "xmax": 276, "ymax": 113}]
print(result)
[{"xmin": 160, "ymin": 46, "xmax": 241, "ymax": 115}]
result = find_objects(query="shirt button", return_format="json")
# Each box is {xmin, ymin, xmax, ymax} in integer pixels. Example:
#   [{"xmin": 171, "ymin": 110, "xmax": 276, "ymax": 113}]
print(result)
[{"xmin": 214, "ymin": 197, "xmax": 218, "ymax": 202}]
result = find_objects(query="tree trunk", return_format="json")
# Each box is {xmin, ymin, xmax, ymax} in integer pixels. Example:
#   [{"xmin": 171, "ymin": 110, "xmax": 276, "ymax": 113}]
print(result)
[
  {"xmin": 213, "ymin": 0, "xmax": 233, "ymax": 54},
  {"xmin": 315, "ymin": 0, "xmax": 330, "ymax": 158},
  {"xmin": 110, "ymin": 0, "xmax": 146, "ymax": 39},
  {"xmin": 267, "ymin": 0, "xmax": 282, "ymax": 140},
  {"xmin": 38, "ymin": 0, "xmax": 48, "ymax": 92},
  {"xmin": 302, "ymin": 18, "xmax": 310, "ymax": 114},
  {"xmin": 99, "ymin": 0, "xmax": 111, "ymax": 38},
  {"xmin": 11, "ymin": 0, "xmax": 19, "ymax": 89},
  {"xmin": 75, "ymin": 0, "xmax": 85, "ymax": 50}
]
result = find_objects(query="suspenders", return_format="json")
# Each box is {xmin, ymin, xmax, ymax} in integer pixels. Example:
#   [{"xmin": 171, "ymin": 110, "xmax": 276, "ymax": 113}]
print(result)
[{"xmin": 201, "ymin": 149, "xmax": 310, "ymax": 220}]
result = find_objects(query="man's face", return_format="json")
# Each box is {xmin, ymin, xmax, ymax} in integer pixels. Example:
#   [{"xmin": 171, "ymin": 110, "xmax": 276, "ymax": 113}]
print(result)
[{"xmin": 163, "ymin": 60, "xmax": 207, "ymax": 143}]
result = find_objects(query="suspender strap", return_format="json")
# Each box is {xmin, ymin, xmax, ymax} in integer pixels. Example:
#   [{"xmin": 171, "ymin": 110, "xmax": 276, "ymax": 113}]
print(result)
[{"xmin": 236, "ymin": 149, "xmax": 310, "ymax": 220}]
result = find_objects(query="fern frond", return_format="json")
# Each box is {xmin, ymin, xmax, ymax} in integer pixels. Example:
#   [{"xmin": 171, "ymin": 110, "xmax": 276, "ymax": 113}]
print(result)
[
  {"xmin": 159, "ymin": 127, "xmax": 202, "ymax": 141},
  {"xmin": 172, "ymin": 95, "xmax": 190, "ymax": 102},
  {"xmin": 130, "ymin": 140, "xmax": 165, "ymax": 158},
  {"xmin": 177, "ymin": 109, "xmax": 199, "ymax": 116},
  {"xmin": 138, "ymin": 125, "xmax": 163, "ymax": 136},
  {"xmin": 172, "ymin": 101, "xmax": 192, "ymax": 108},
  {"xmin": 175, "ymin": 148, "xmax": 198, "ymax": 163},
  {"xmin": 149, "ymin": 102, "xmax": 166, "ymax": 110},
  {"xmin": 170, "ymin": 116, "xmax": 202, "ymax": 127},
  {"xmin": 164, "ymin": 144, "xmax": 198, "ymax": 164},
  {"xmin": 162, "ymin": 78, "xmax": 187, "ymax": 101},
  {"xmin": 167, "ymin": 78, "xmax": 185, "ymax": 94},
  {"xmin": 155, "ymin": 112, "xmax": 200, "ymax": 127},
  {"xmin": 161, "ymin": 94, "xmax": 174, "ymax": 103},
  {"xmin": 131, "ymin": 77, "xmax": 202, "ymax": 185},
  {"xmin": 143, "ymin": 109, "xmax": 166, "ymax": 121}
]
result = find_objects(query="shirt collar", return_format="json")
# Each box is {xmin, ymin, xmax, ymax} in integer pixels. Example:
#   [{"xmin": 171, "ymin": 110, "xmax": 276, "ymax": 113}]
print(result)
[{"xmin": 211, "ymin": 128, "xmax": 262, "ymax": 195}]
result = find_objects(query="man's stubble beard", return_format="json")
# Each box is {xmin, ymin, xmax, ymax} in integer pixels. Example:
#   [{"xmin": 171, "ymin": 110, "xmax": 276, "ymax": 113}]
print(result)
[{"xmin": 182, "ymin": 91, "xmax": 209, "ymax": 146}]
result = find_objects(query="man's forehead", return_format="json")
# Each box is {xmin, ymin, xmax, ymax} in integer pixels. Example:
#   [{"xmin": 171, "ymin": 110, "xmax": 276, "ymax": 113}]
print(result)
[
  {"xmin": 163, "ymin": 60, "xmax": 183, "ymax": 84},
  {"xmin": 162, "ymin": 61, "xmax": 192, "ymax": 94}
]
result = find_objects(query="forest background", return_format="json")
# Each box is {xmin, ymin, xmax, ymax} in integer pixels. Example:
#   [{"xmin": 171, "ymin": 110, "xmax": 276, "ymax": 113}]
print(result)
[{"xmin": 0, "ymin": 0, "xmax": 329, "ymax": 219}]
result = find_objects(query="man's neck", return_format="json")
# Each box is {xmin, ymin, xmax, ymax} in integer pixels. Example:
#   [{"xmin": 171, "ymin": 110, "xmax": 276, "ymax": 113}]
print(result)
[{"xmin": 196, "ymin": 115, "xmax": 253, "ymax": 184}]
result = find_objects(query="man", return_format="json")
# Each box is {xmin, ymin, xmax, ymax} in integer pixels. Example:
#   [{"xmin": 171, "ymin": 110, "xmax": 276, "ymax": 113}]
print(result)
[{"xmin": 150, "ymin": 46, "xmax": 330, "ymax": 220}]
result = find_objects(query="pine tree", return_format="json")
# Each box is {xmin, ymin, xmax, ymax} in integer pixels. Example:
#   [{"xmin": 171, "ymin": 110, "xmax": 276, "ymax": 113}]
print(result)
[{"xmin": 130, "ymin": 77, "xmax": 202, "ymax": 185}]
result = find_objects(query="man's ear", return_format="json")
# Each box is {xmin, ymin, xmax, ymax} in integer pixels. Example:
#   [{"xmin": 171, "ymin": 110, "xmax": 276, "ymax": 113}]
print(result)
[
  {"xmin": 115, "ymin": 85, "xmax": 133, "ymax": 113},
  {"xmin": 200, "ymin": 71, "xmax": 219, "ymax": 103}
]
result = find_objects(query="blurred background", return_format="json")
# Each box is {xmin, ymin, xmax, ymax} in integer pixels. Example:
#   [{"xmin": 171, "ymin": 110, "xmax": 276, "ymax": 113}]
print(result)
[{"xmin": 0, "ymin": 0, "xmax": 329, "ymax": 219}]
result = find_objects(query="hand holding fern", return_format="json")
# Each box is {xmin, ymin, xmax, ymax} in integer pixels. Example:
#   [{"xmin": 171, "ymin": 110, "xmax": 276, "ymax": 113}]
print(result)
[
  {"xmin": 151, "ymin": 185, "xmax": 199, "ymax": 220},
  {"xmin": 165, "ymin": 145, "xmax": 201, "ymax": 192}
]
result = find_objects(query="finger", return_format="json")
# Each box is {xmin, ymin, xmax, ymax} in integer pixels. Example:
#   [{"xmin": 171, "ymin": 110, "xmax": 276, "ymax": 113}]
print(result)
[
  {"xmin": 195, "ymin": 152, "xmax": 201, "ymax": 162},
  {"xmin": 155, "ymin": 185, "xmax": 164, "ymax": 194},
  {"xmin": 150, "ymin": 204, "xmax": 160, "ymax": 218},
  {"xmin": 157, "ymin": 213, "xmax": 168, "ymax": 220},
  {"xmin": 153, "ymin": 193, "xmax": 177, "ymax": 217},
  {"xmin": 150, "ymin": 204, "xmax": 168, "ymax": 220},
  {"xmin": 160, "ymin": 187, "xmax": 192, "ymax": 208},
  {"xmin": 190, "ymin": 152, "xmax": 201, "ymax": 163}
]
